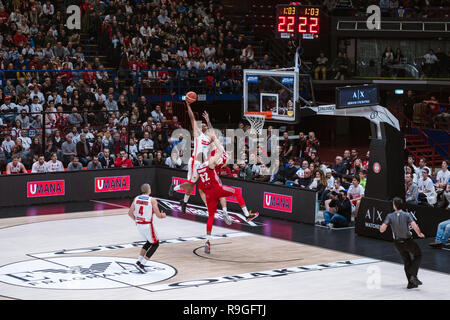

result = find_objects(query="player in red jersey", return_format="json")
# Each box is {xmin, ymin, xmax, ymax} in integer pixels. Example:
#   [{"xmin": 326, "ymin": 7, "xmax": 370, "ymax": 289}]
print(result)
[{"xmin": 195, "ymin": 132, "xmax": 259, "ymax": 254}]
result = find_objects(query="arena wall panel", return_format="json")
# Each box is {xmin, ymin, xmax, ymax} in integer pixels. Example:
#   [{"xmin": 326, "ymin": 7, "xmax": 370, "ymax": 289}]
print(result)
[
  {"xmin": 0, "ymin": 167, "xmax": 157, "ymax": 207},
  {"xmin": 0, "ymin": 167, "xmax": 318, "ymax": 224},
  {"xmin": 356, "ymin": 197, "xmax": 450, "ymax": 241}
]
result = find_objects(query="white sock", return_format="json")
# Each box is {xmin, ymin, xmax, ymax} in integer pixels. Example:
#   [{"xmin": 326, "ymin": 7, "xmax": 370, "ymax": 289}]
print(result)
[
  {"xmin": 242, "ymin": 206, "xmax": 249, "ymax": 217},
  {"xmin": 222, "ymin": 207, "xmax": 228, "ymax": 215},
  {"xmin": 138, "ymin": 255, "xmax": 145, "ymax": 263},
  {"xmin": 183, "ymin": 194, "xmax": 190, "ymax": 203},
  {"xmin": 174, "ymin": 185, "xmax": 181, "ymax": 191},
  {"xmin": 141, "ymin": 258, "xmax": 148, "ymax": 266},
  {"xmin": 206, "ymin": 234, "xmax": 212, "ymax": 241}
]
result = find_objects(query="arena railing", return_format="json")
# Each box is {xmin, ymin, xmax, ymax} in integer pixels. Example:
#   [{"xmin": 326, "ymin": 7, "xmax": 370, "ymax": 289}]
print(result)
[
  {"xmin": 331, "ymin": 6, "xmax": 450, "ymax": 18},
  {"xmin": 1, "ymin": 68, "xmax": 244, "ymax": 101}
]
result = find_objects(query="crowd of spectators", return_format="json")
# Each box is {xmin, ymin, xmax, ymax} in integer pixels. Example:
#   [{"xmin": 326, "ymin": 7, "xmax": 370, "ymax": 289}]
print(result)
[
  {"xmin": 313, "ymin": 51, "xmax": 352, "ymax": 80},
  {"xmin": 94, "ymin": 0, "xmax": 277, "ymax": 95},
  {"xmin": 0, "ymin": 0, "xmax": 273, "ymax": 176}
]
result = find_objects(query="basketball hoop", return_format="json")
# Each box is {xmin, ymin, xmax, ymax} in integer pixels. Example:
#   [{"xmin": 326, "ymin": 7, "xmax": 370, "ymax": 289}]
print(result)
[{"xmin": 244, "ymin": 111, "xmax": 272, "ymax": 135}]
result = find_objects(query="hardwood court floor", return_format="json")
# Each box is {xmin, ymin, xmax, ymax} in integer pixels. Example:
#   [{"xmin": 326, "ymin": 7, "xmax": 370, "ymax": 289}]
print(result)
[{"xmin": 0, "ymin": 200, "xmax": 449, "ymax": 300}]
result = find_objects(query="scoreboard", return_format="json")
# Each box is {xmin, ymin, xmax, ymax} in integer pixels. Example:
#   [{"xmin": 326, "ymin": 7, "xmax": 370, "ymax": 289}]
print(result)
[{"xmin": 275, "ymin": 4, "xmax": 322, "ymax": 40}]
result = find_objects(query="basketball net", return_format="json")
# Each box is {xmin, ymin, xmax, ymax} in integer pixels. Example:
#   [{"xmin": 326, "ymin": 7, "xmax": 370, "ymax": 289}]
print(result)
[{"xmin": 244, "ymin": 111, "xmax": 271, "ymax": 136}]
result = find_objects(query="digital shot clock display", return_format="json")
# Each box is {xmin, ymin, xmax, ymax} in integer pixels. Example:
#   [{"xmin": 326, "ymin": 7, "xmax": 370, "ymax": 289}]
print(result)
[{"xmin": 275, "ymin": 4, "xmax": 321, "ymax": 40}]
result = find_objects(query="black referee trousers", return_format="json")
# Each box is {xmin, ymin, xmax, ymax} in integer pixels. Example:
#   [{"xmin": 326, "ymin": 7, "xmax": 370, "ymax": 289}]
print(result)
[{"xmin": 394, "ymin": 238, "xmax": 422, "ymax": 282}]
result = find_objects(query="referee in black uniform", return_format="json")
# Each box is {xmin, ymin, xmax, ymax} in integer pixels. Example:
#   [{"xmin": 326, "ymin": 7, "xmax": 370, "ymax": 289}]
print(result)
[{"xmin": 380, "ymin": 197, "xmax": 425, "ymax": 289}]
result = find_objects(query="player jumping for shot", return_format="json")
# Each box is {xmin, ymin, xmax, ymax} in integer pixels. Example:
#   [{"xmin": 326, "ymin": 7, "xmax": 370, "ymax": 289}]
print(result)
[
  {"xmin": 195, "ymin": 131, "xmax": 259, "ymax": 254},
  {"xmin": 168, "ymin": 99, "xmax": 211, "ymax": 213}
]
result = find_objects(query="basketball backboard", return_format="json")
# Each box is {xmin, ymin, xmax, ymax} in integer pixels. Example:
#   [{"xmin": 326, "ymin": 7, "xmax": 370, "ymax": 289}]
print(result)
[{"xmin": 243, "ymin": 69, "xmax": 315, "ymax": 124}]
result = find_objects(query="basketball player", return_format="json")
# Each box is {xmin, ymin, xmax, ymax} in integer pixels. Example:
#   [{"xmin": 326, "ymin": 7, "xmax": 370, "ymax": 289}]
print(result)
[
  {"xmin": 31, "ymin": 155, "xmax": 48, "ymax": 173},
  {"xmin": 168, "ymin": 99, "xmax": 212, "ymax": 213},
  {"xmin": 127, "ymin": 183, "xmax": 166, "ymax": 274},
  {"xmin": 46, "ymin": 152, "xmax": 64, "ymax": 172},
  {"xmin": 6, "ymin": 155, "xmax": 27, "ymax": 174},
  {"xmin": 195, "ymin": 132, "xmax": 259, "ymax": 254}
]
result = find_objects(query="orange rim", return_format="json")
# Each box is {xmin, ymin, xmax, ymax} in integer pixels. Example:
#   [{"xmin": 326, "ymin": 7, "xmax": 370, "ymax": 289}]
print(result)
[{"xmin": 244, "ymin": 111, "xmax": 272, "ymax": 119}]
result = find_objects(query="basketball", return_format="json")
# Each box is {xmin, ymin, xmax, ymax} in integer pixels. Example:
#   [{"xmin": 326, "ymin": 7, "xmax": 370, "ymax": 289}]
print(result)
[{"xmin": 185, "ymin": 91, "xmax": 197, "ymax": 103}]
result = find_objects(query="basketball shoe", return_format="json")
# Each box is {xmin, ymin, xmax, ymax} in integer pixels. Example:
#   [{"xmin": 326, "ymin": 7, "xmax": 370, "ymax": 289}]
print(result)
[
  {"xmin": 223, "ymin": 212, "xmax": 232, "ymax": 225},
  {"xmin": 246, "ymin": 211, "xmax": 259, "ymax": 222},
  {"xmin": 204, "ymin": 240, "xmax": 211, "ymax": 254},
  {"xmin": 136, "ymin": 261, "xmax": 146, "ymax": 274}
]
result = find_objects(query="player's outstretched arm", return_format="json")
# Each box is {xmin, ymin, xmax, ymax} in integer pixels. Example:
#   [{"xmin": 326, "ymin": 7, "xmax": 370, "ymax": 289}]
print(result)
[
  {"xmin": 151, "ymin": 198, "xmax": 166, "ymax": 219},
  {"xmin": 186, "ymin": 101, "xmax": 200, "ymax": 136},
  {"xmin": 202, "ymin": 111, "xmax": 213, "ymax": 130},
  {"xmin": 208, "ymin": 135, "xmax": 223, "ymax": 167}
]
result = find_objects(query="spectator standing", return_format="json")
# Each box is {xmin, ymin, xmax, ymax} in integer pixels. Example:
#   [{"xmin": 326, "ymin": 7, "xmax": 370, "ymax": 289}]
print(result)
[
  {"xmin": 403, "ymin": 90, "xmax": 415, "ymax": 130},
  {"xmin": 280, "ymin": 131, "xmax": 294, "ymax": 163},
  {"xmin": 304, "ymin": 131, "xmax": 319, "ymax": 160},
  {"xmin": 297, "ymin": 131, "xmax": 307, "ymax": 160}
]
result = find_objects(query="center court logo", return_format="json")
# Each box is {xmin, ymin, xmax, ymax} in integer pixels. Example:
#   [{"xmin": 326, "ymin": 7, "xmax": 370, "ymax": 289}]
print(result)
[
  {"xmin": 0, "ymin": 257, "xmax": 176, "ymax": 290},
  {"xmin": 27, "ymin": 180, "xmax": 65, "ymax": 198},
  {"xmin": 263, "ymin": 192, "xmax": 292, "ymax": 213},
  {"xmin": 95, "ymin": 176, "xmax": 130, "ymax": 193}
]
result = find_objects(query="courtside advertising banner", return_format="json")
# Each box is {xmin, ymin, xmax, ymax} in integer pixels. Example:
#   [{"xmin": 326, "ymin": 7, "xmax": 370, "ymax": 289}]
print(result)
[
  {"xmin": 95, "ymin": 176, "xmax": 131, "ymax": 193},
  {"xmin": 27, "ymin": 180, "xmax": 65, "ymax": 198},
  {"xmin": 263, "ymin": 192, "xmax": 293, "ymax": 213}
]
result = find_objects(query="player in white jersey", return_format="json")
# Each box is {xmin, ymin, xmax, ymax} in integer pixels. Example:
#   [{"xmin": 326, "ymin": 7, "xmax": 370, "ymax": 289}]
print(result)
[
  {"xmin": 169, "ymin": 100, "xmax": 213, "ymax": 213},
  {"xmin": 45, "ymin": 152, "xmax": 64, "ymax": 172},
  {"xmin": 31, "ymin": 155, "xmax": 48, "ymax": 173},
  {"xmin": 127, "ymin": 183, "xmax": 166, "ymax": 273},
  {"xmin": 6, "ymin": 155, "xmax": 27, "ymax": 174}
]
